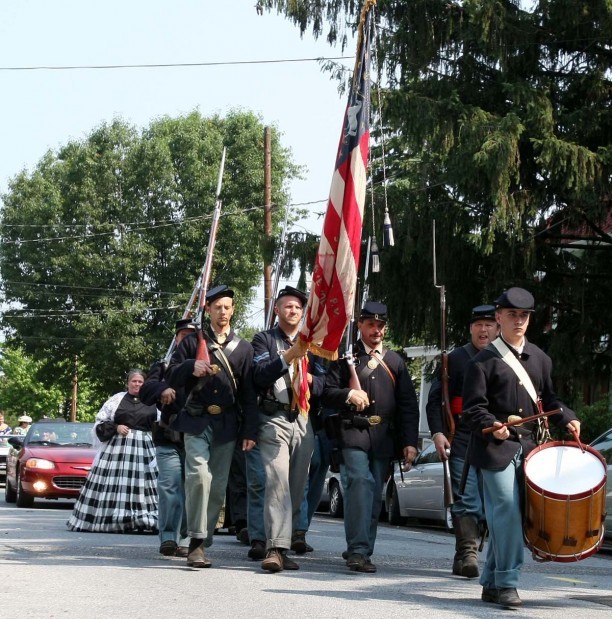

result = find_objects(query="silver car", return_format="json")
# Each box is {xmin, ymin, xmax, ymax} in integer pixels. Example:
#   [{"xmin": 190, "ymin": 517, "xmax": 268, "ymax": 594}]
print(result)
[
  {"xmin": 319, "ymin": 468, "xmax": 344, "ymax": 518},
  {"xmin": 318, "ymin": 468, "xmax": 386, "ymax": 520},
  {"xmin": 384, "ymin": 442, "xmax": 453, "ymax": 530},
  {"xmin": 589, "ymin": 427, "xmax": 612, "ymax": 544}
]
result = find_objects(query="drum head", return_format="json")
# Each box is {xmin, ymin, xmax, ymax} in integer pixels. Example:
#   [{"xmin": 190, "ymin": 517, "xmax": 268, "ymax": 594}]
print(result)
[{"xmin": 525, "ymin": 443, "xmax": 606, "ymax": 495}]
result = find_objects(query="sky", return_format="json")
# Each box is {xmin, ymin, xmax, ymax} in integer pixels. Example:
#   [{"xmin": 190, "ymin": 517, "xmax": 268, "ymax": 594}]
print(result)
[{"xmin": 0, "ymin": 1, "xmax": 355, "ymax": 327}]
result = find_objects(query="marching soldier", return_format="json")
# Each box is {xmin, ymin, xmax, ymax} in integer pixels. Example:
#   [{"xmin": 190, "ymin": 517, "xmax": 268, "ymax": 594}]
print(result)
[
  {"xmin": 462, "ymin": 287, "xmax": 580, "ymax": 608},
  {"xmin": 251, "ymin": 285, "xmax": 326, "ymax": 573},
  {"xmin": 140, "ymin": 318, "xmax": 196, "ymax": 557},
  {"xmin": 426, "ymin": 305, "xmax": 498, "ymax": 578},
  {"xmin": 167, "ymin": 285, "xmax": 258, "ymax": 568},
  {"xmin": 322, "ymin": 301, "xmax": 420, "ymax": 573}
]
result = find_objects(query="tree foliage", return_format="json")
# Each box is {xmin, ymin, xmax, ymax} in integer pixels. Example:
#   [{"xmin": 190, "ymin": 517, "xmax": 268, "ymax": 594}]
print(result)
[
  {"xmin": 0, "ymin": 110, "xmax": 299, "ymax": 402},
  {"xmin": 264, "ymin": 0, "xmax": 612, "ymax": 408},
  {"xmin": 0, "ymin": 345, "xmax": 97, "ymax": 422}
]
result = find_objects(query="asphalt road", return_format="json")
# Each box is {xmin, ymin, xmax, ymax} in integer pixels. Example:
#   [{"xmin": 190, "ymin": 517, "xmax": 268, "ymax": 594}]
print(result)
[{"xmin": 1, "ymin": 498, "xmax": 611, "ymax": 619}]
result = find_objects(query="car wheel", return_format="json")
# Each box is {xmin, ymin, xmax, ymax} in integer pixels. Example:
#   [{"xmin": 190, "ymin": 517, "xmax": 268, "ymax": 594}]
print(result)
[
  {"xmin": 328, "ymin": 480, "xmax": 344, "ymax": 518},
  {"xmin": 5, "ymin": 477, "xmax": 17, "ymax": 503},
  {"xmin": 387, "ymin": 483, "xmax": 407, "ymax": 526},
  {"xmin": 16, "ymin": 468, "xmax": 34, "ymax": 508}
]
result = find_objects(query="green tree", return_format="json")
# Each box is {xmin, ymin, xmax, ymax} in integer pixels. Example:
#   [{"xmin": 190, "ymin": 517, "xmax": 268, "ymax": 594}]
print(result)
[
  {"xmin": 263, "ymin": 0, "xmax": 612, "ymax": 408},
  {"xmin": 0, "ymin": 110, "xmax": 299, "ymax": 402},
  {"xmin": 0, "ymin": 346, "xmax": 102, "ymax": 423}
]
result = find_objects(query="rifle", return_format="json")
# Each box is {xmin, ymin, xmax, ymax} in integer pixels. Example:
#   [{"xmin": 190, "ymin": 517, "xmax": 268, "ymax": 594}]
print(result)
[
  {"xmin": 265, "ymin": 206, "xmax": 290, "ymax": 330},
  {"xmin": 433, "ymin": 220, "xmax": 454, "ymax": 507},
  {"xmin": 194, "ymin": 147, "xmax": 227, "ymax": 365},
  {"xmin": 161, "ymin": 276, "xmax": 201, "ymax": 366}
]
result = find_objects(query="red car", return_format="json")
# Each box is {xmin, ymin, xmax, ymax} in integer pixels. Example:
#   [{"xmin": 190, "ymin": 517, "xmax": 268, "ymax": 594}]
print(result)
[{"xmin": 5, "ymin": 421, "xmax": 95, "ymax": 507}]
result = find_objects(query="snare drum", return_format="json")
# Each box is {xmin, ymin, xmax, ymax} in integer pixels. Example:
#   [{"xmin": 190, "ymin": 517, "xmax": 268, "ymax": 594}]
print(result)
[{"xmin": 523, "ymin": 441, "xmax": 607, "ymax": 562}]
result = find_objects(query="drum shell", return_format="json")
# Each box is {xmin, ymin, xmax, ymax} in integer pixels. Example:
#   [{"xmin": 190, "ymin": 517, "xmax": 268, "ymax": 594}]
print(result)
[{"xmin": 523, "ymin": 441, "xmax": 607, "ymax": 563}]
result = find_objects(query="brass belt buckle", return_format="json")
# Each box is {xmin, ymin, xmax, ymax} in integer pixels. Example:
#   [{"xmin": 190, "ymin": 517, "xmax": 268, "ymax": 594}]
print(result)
[
  {"xmin": 368, "ymin": 415, "xmax": 382, "ymax": 426},
  {"xmin": 207, "ymin": 405, "xmax": 222, "ymax": 415}
]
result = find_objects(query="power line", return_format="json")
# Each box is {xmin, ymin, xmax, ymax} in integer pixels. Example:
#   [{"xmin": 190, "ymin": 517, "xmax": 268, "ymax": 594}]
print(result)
[
  {"xmin": 0, "ymin": 56, "xmax": 353, "ymax": 72},
  {"xmin": 0, "ymin": 281, "xmax": 180, "ymax": 296},
  {"xmin": 0, "ymin": 199, "xmax": 328, "ymax": 245},
  {"xmin": 2, "ymin": 305, "xmax": 181, "ymax": 318},
  {"xmin": 0, "ymin": 199, "xmax": 327, "ymax": 229}
]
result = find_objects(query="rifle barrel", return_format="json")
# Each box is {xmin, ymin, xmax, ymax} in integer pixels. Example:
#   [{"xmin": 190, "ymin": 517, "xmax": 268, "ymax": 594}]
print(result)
[
  {"xmin": 192, "ymin": 147, "xmax": 227, "ymax": 363},
  {"xmin": 266, "ymin": 206, "xmax": 290, "ymax": 329}
]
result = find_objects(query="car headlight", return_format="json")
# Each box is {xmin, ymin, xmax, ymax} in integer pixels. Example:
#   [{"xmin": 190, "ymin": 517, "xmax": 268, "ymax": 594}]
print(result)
[{"xmin": 25, "ymin": 458, "xmax": 56, "ymax": 470}]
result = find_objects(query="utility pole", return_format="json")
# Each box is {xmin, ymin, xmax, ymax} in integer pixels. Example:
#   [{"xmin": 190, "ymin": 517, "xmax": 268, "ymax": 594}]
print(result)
[
  {"xmin": 263, "ymin": 126, "xmax": 273, "ymax": 323},
  {"xmin": 70, "ymin": 355, "xmax": 78, "ymax": 422}
]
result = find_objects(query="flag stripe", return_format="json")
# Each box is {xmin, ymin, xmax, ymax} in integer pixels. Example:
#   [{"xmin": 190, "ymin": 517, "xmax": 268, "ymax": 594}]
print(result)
[
  {"xmin": 294, "ymin": 0, "xmax": 374, "ymax": 415},
  {"xmin": 300, "ymin": 2, "xmax": 373, "ymax": 358}
]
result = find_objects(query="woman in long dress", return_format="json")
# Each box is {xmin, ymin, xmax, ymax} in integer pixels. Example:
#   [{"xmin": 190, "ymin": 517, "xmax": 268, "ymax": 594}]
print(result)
[{"xmin": 67, "ymin": 369, "xmax": 159, "ymax": 532}]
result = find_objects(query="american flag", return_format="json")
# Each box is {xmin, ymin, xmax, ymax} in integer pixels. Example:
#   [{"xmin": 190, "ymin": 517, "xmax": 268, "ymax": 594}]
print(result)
[{"xmin": 292, "ymin": 0, "xmax": 374, "ymax": 415}]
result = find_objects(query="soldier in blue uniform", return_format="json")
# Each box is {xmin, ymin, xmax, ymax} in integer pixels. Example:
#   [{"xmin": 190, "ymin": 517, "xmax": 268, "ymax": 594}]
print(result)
[
  {"xmin": 426, "ymin": 305, "xmax": 498, "ymax": 577},
  {"xmin": 462, "ymin": 287, "xmax": 580, "ymax": 608},
  {"xmin": 322, "ymin": 301, "xmax": 420, "ymax": 573},
  {"xmin": 167, "ymin": 285, "xmax": 258, "ymax": 568},
  {"xmin": 141, "ymin": 318, "xmax": 196, "ymax": 558},
  {"xmin": 251, "ymin": 285, "xmax": 326, "ymax": 573}
]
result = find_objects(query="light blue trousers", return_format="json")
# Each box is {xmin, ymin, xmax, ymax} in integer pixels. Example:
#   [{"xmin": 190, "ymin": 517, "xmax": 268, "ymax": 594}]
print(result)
[
  {"xmin": 450, "ymin": 456, "xmax": 485, "ymax": 522},
  {"xmin": 245, "ymin": 443, "xmax": 266, "ymax": 543},
  {"xmin": 480, "ymin": 448, "xmax": 525, "ymax": 589},
  {"xmin": 341, "ymin": 448, "xmax": 388, "ymax": 557},
  {"xmin": 295, "ymin": 430, "xmax": 332, "ymax": 531},
  {"xmin": 156, "ymin": 444, "xmax": 188, "ymax": 545}
]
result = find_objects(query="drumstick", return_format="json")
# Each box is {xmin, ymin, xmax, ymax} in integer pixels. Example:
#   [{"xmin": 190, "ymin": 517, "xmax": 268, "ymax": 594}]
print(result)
[
  {"xmin": 568, "ymin": 426, "xmax": 585, "ymax": 453},
  {"xmin": 482, "ymin": 408, "xmax": 561, "ymax": 435}
]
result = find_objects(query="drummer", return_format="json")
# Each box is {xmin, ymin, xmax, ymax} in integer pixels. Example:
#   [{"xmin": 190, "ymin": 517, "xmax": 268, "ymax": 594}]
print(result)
[{"xmin": 462, "ymin": 286, "xmax": 580, "ymax": 609}]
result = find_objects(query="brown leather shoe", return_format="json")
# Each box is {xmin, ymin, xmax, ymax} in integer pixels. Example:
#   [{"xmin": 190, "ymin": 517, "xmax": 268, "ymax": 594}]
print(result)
[
  {"xmin": 282, "ymin": 554, "xmax": 300, "ymax": 570},
  {"xmin": 187, "ymin": 540, "xmax": 212, "ymax": 568},
  {"xmin": 346, "ymin": 553, "xmax": 377, "ymax": 573},
  {"xmin": 346, "ymin": 553, "xmax": 364, "ymax": 569},
  {"xmin": 355, "ymin": 558, "xmax": 377, "ymax": 573},
  {"xmin": 174, "ymin": 546, "xmax": 189, "ymax": 558},
  {"xmin": 262, "ymin": 548, "xmax": 284, "ymax": 573},
  {"xmin": 346, "ymin": 553, "xmax": 376, "ymax": 574}
]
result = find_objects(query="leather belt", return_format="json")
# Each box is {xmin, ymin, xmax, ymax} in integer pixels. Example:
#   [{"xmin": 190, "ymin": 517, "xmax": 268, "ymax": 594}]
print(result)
[
  {"xmin": 346, "ymin": 414, "xmax": 385, "ymax": 428},
  {"xmin": 261, "ymin": 398, "xmax": 294, "ymax": 415}
]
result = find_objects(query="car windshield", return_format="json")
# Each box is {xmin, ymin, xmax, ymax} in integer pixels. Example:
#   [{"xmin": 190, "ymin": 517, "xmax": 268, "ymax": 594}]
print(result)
[
  {"xmin": 591, "ymin": 429, "xmax": 612, "ymax": 465},
  {"xmin": 0, "ymin": 435, "xmax": 18, "ymax": 449},
  {"xmin": 25, "ymin": 422, "xmax": 94, "ymax": 447}
]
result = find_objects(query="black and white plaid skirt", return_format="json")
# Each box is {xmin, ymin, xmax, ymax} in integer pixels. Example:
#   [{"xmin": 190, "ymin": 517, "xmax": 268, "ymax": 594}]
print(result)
[{"xmin": 67, "ymin": 430, "xmax": 158, "ymax": 533}]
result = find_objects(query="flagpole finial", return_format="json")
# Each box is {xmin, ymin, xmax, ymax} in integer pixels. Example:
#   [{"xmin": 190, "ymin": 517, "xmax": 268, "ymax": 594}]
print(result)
[
  {"xmin": 370, "ymin": 237, "xmax": 380, "ymax": 273},
  {"xmin": 383, "ymin": 207, "xmax": 395, "ymax": 248}
]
